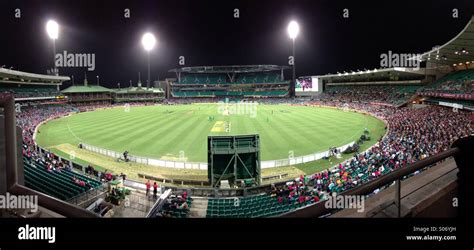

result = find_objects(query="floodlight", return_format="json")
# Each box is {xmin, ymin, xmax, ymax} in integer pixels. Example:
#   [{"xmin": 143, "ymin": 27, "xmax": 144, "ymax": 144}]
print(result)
[
  {"xmin": 142, "ymin": 33, "xmax": 156, "ymax": 51},
  {"xmin": 46, "ymin": 20, "xmax": 59, "ymax": 40},
  {"xmin": 287, "ymin": 21, "xmax": 299, "ymax": 40}
]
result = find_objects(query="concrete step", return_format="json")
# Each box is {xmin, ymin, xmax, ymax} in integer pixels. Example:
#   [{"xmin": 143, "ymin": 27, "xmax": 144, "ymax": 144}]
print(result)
[{"xmin": 188, "ymin": 198, "xmax": 208, "ymax": 218}]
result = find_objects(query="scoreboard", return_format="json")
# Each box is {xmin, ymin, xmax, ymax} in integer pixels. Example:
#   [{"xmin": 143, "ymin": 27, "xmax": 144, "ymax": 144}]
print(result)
[{"xmin": 207, "ymin": 135, "xmax": 261, "ymax": 188}]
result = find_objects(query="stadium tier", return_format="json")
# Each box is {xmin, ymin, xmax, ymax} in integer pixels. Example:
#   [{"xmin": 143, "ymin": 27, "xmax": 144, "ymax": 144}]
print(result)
[
  {"xmin": 322, "ymin": 84, "xmax": 423, "ymax": 106},
  {"xmin": 169, "ymin": 65, "xmax": 290, "ymax": 98},
  {"xmin": 0, "ymin": 85, "xmax": 60, "ymax": 99},
  {"xmin": 60, "ymin": 84, "xmax": 164, "ymax": 104},
  {"xmin": 418, "ymin": 69, "xmax": 474, "ymax": 97}
]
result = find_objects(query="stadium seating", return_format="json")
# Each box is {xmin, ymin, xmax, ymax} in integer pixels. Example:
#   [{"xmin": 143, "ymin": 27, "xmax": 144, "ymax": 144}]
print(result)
[
  {"xmin": 177, "ymin": 72, "xmax": 285, "ymax": 85},
  {"xmin": 1, "ymin": 85, "xmax": 59, "ymax": 98},
  {"xmin": 171, "ymin": 90, "xmax": 288, "ymax": 97},
  {"xmin": 323, "ymin": 84, "xmax": 423, "ymax": 105},
  {"xmin": 235, "ymin": 73, "xmax": 283, "ymax": 84},
  {"xmin": 178, "ymin": 74, "xmax": 228, "ymax": 84},
  {"xmin": 23, "ymin": 157, "xmax": 102, "ymax": 201},
  {"xmin": 157, "ymin": 197, "xmax": 193, "ymax": 218},
  {"xmin": 206, "ymin": 194, "xmax": 304, "ymax": 218},
  {"xmin": 420, "ymin": 69, "xmax": 474, "ymax": 94}
]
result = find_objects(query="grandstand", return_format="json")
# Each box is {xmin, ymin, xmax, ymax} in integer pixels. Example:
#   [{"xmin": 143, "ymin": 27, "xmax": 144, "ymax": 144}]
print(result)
[
  {"xmin": 60, "ymin": 76, "xmax": 164, "ymax": 105},
  {"xmin": 23, "ymin": 155, "xmax": 102, "ymax": 201},
  {"xmin": 308, "ymin": 67, "xmax": 427, "ymax": 107},
  {"xmin": 114, "ymin": 87, "xmax": 164, "ymax": 103},
  {"xmin": 168, "ymin": 65, "xmax": 290, "ymax": 98},
  {"xmin": 0, "ymin": 68, "xmax": 69, "ymax": 105},
  {"xmin": 417, "ymin": 69, "xmax": 474, "ymax": 109}
]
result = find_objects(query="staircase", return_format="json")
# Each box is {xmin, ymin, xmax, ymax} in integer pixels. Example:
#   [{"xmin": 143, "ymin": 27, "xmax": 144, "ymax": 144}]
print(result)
[{"xmin": 187, "ymin": 197, "xmax": 208, "ymax": 218}]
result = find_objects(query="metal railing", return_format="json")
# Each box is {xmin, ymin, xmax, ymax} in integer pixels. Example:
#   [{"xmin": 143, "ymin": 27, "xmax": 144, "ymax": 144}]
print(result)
[{"xmin": 67, "ymin": 185, "xmax": 107, "ymax": 207}]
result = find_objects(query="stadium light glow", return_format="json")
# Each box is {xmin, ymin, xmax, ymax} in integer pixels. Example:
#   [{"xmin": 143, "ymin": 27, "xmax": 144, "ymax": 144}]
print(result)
[
  {"xmin": 46, "ymin": 20, "xmax": 59, "ymax": 75},
  {"xmin": 287, "ymin": 20, "xmax": 299, "ymax": 98},
  {"xmin": 142, "ymin": 32, "xmax": 157, "ymax": 89},
  {"xmin": 287, "ymin": 21, "xmax": 300, "ymax": 40},
  {"xmin": 141, "ymin": 33, "xmax": 156, "ymax": 51},
  {"xmin": 46, "ymin": 20, "xmax": 59, "ymax": 40}
]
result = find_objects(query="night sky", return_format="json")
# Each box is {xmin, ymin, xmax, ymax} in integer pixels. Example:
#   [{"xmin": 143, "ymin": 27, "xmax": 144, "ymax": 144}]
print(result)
[{"xmin": 0, "ymin": 0, "xmax": 473, "ymax": 89}]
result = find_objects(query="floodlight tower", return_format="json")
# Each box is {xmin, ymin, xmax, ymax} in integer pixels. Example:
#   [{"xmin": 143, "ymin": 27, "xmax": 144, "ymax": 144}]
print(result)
[
  {"xmin": 46, "ymin": 20, "xmax": 59, "ymax": 75},
  {"xmin": 287, "ymin": 21, "xmax": 299, "ymax": 98},
  {"xmin": 141, "ymin": 32, "xmax": 156, "ymax": 89}
]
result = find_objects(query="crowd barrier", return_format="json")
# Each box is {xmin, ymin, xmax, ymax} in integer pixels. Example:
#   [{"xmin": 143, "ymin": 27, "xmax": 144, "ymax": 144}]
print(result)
[{"xmin": 80, "ymin": 141, "xmax": 355, "ymax": 170}]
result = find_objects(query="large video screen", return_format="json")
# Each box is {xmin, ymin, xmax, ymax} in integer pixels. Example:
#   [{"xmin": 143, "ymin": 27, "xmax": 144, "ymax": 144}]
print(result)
[{"xmin": 296, "ymin": 76, "xmax": 318, "ymax": 92}]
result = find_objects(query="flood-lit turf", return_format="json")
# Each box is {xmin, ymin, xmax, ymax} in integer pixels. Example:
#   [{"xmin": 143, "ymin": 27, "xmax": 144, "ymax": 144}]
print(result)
[{"xmin": 36, "ymin": 104, "xmax": 386, "ymax": 163}]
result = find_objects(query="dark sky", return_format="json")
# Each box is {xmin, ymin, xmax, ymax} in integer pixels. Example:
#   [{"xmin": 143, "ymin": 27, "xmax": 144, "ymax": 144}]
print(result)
[{"xmin": 0, "ymin": 0, "xmax": 473, "ymax": 89}]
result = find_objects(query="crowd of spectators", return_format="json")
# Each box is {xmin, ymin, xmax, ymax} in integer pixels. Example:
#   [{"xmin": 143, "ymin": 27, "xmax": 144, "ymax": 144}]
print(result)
[
  {"xmin": 18, "ymin": 105, "xmax": 79, "ymax": 158},
  {"xmin": 16, "ymin": 104, "xmax": 120, "ymax": 188},
  {"xmin": 155, "ymin": 192, "xmax": 192, "ymax": 218},
  {"xmin": 320, "ymin": 85, "xmax": 418, "ymax": 105},
  {"xmin": 270, "ymin": 100, "xmax": 472, "ymax": 207},
  {"xmin": 1, "ymin": 88, "xmax": 60, "ymax": 99},
  {"xmin": 67, "ymin": 93, "xmax": 111, "ymax": 102},
  {"xmin": 422, "ymin": 80, "xmax": 473, "ymax": 94},
  {"xmin": 420, "ymin": 69, "xmax": 474, "ymax": 94}
]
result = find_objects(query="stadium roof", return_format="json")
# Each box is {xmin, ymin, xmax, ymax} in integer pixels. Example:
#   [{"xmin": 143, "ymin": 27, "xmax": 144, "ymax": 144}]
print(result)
[
  {"xmin": 169, "ymin": 65, "xmax": 290, "ymax": 74},
  {"xmin": 114, "ymin": 87, "xmax": 164, "ymax": 94},
  {"xmin": 0, "ymin": 68, "xmax": 70, "ymax": 86},
  {"xmin": 61, "ymin": 85, "xmax": 112, "ymax": 93},
  {"xmin": 306, "ymin": 16, "xmax": 474, "ymax": 82},
  {"xmin": 308, "ymin": 67, "xmax": 426, "ymax": 81},
  {"xmin": 417, "ymin": 16, "xmax": 474, "ymax": 67}
]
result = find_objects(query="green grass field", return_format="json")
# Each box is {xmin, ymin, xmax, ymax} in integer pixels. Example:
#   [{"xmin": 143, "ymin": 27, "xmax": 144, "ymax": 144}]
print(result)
[{"xmin": 36, "ymin": 104, "xmax": 385, "ymax": 162}]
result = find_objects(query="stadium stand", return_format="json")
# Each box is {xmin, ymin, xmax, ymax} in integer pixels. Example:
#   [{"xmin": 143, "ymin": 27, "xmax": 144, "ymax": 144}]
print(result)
[
  {"xmin": 322, "ymin": 84, "xmax": 423, "ymax": 106},
  {"xmin": 169, "ymin": 65, "xmax": 290, "ymax": 98},
  {"xmin": 418, "ymin": 69, "xmax": 474, "ymax": 100},
  {"xmin": 0, "ymin": 85, "xmax": 60, "ymax": 99},
  {"xmin": 17, "ymin": 104, "xmax": 104, "ymax": 201}
]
